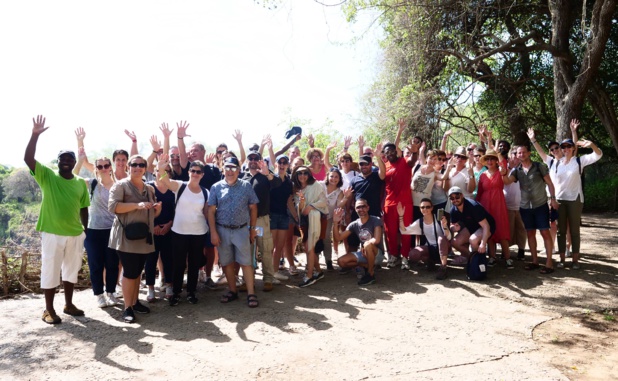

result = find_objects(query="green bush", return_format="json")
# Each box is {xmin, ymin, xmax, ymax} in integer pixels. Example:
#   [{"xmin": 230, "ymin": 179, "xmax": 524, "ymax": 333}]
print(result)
[{"xmin": 584, "ymin": 175, "xmax": 618, "ymax": 212}]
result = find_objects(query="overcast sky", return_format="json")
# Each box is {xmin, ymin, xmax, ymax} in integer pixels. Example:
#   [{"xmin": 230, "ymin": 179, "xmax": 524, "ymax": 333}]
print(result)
[{"xmin": 0, "ymin": 0, "xmax": 380, "ymax": 167}]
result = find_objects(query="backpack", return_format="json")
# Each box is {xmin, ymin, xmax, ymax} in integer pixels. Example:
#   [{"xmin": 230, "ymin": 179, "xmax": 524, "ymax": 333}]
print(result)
[
  {"xmin": 176, "ymin": 182, "xmax": 208, "ymax": 205},
  {"xmin": 90, "ymin": 179, "xmax": 98, "ymax": 200},
  {"xmin": 466, "ymin": 251, "xmax": 488, "ymax": 280}
]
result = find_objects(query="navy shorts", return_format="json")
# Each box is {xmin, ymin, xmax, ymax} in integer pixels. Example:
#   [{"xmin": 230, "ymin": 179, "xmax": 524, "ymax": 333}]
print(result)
[
  {"xmin": 203, "ymin": 229, "xmax": 214, "ymax": 248},
  {"xmin": 550, "ymin": 207, "xmax": 559, "ymax": 223},
  {"xmin": 270, "ymin": 213, "xmax": 290, "ymax": 231},
  {"xmin": 520, "ymin": 204, "xmax": 550, "ymax": 231}
]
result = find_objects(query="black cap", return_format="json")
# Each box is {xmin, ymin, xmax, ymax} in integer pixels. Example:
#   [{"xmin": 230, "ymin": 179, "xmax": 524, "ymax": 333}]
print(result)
[
  {"xmin": 247, "ymin": 150, "xmax": 262, "ymax": 160},
  {"xmin": 223, "ymin": 157, "xmax": 240, "ymax": 167},
  {"xmin": 358, "ymin": 155, "xmax": 372, "ymax": 164},
  {"xmin": 285, "ymin": 126, "xmax": 302, "ymax": 139}
]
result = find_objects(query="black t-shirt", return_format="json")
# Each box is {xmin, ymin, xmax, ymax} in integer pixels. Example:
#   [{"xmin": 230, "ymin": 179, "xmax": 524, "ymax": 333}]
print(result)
[
  {"xmin": 147, "ymin": 181, "xmax": 175, "ymax": 225},
  {"xmin": 240, "ymin": 171, "xmax": 282, "ymax": 217},
  {"xmin": 350, "ymin": 172, "xmax": 384, "ymax": 218},
  {"xmin": 177, "ymin": 162, "xmax": 221, "ymax": 191},
  {"xmin": 450, "ymin": 198, "xmax": 496, "ymax": 235},
  {"xmin": 270, "ymin": 174, "xmax": 292, "ymax": 215}
]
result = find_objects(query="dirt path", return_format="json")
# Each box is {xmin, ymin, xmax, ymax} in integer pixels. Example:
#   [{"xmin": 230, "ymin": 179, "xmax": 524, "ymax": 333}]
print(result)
[{"xmin": 0, "ymin": 213, "xmax": 616, "ymax": 380}]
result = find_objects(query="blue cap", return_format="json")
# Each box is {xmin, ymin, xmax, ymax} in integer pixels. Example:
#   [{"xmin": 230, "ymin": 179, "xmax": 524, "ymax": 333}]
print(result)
[{"xmin": 223, "ymin": 157, "xmax": 240, "ymax": 167}]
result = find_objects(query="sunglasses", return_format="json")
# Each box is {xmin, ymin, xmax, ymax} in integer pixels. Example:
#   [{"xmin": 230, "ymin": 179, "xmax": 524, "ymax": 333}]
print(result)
[
  {"xmin": 216, "ymin": 150, "xmax": 225, "ymax": 155},
  {"xmin": 455, "ymin": 156, "xmax": 467, "ymax": 160},
  {"xmin": 359, "ymin": 162, "xmax": 371, "ymax": 166},
  {"xmin": 437, "ymin": 158, "xmax": 446, "ymax": 161},
  {"xmin": 170, "ymin": 154, "xmax": 180, "ymax": 159},
  {"xmin": 310, "ymin": 155, "xmax": 321, "ymax": 160},
  {"xmin": 278, "ymin": 160, "xmax": 289, "ymax": 165},
  {"xmin": 190, "ymin": 169, "xmax": 203, "ymax": 174},
  {"xmin": 248, "ymin": 157, "xmax": 260, "ymax": 162},
  {"xmin": 355, "ymin": 205, "xmax": 368, "ymax": 210},
  {"xmin": 549, "ymin": 147, "xmax": 559, "ymax": 152},
  {"xmin": 449, "ymin": 194, "xmax": 462, "ymax": 200},
  {"xmin": 419, "ymin": 205, "xmax": 432, "ymax": 210},
  {"xmin": 297, "ymin": 171, "xmax": 309, "ymax": 176},
  {"xmin": 224, "ymin": 166, "xmax": 238, "ymax": 172},
  {"xmin": 96, "ymin": 163, "xmax": 111, "ymax": 170},
  {"xmin": 560, "ymin": 145, "xmax": 573, "ymax": 149},
  {"xmin": 485, "ymin": 157, "xmax": 497, "ymax": 162},
  {"xmin": 474, "ymin": 155, "xmax": 481, "ymax": 158},
  {"xmin": 340, "ymin": 159, "xmax": 351, "ymax": 163},
  {"xmin": 129, "ymin": 163, "xmax": 146, "ymax": 168},
  {"xmin": 467, "ymin": 147, "xmax": 474, "ymax": 151}
]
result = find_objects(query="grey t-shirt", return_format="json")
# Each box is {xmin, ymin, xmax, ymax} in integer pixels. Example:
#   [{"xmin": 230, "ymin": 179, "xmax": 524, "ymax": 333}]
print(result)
[
  {"xmin": 510, "ymin": 161, "xmax": 549, "ymax": 209},
  {"xmin": 346, "ymin": 216, "xmax": 384, "ymax": 252}
]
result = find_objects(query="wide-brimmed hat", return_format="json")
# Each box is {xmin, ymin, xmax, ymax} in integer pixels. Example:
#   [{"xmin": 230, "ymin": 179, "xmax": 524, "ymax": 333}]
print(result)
[{"xmin": 480, "ymin": 149, "xmax": 500, "ymax": 166}]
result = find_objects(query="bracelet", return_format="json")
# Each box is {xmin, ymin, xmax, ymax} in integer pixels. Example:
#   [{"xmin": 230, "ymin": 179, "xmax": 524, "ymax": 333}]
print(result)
[
  {"xmin": 550, "ymin": 196, "xmax": 556, "ymax": 199},
  {"xmin": 131, "ymin": 139, "xmax": 137, "ymax": 143},
  {"xmin": 159, "ymin": 172, "xmax": 168, "ymax": 181},
  {"xmin": 398, "ymin": 216, "xmax": 404, "ymax": 219},
  {"xmin": 178, "ymin": 137, "xmax": 183, "ymax": 139},
  {"xmin": 531, "ymin": 140, "xmax": 537, "ymax": 144}
]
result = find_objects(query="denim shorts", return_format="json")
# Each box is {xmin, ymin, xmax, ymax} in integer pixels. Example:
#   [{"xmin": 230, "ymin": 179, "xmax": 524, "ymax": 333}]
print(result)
[
  {"xmin": 520, "ymin": 204, "xmax": 550, "ymax": 231},
  {"xmin": 354, "ymin": 249, "xmax": 384, "ymax": 265},
  {"xmin": 550, "ymin": 207, "xmax": 559, "ymax": 222},
  {"xmin": 270, "ymin": 213, "xmax": 290, "ymax": 231}
]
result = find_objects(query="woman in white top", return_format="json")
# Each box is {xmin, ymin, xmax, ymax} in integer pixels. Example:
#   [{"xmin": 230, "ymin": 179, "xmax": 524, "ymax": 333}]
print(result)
[
  {"xmin": 398, "ymin": 198, "xmax": 451, "ymax": 280},
  {"xmin": 553, "ymin": 138, "xmax": 602, "ymax": 269},
  {"xmin": 157, "ymin": 155, "xmax": 209, "ymax": 305},
  {"xmin": 442, "ymin": 146, "xmax": 476, "ymax": 210}
]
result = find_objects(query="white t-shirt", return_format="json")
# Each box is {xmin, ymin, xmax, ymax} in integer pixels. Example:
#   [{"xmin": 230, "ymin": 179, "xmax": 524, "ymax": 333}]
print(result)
[
  {"xmin": 503, "ymin": 181, "xmax": 521, "ymax": 211},
  {"xmin": 553, "ymin": 152, "xmax": 602, "ymax": 202},
  {"xmin": 401, "ymin": 218, "xmax": 446, "ymax": 246},
  {"xmin": 172, "ymin": 185, "xmax": 209, "ymax": 235},
  {"xmin": 342, "ymin": 170, "xmax": 358, "ymax": 190},
  {"xmin": 411, "ymin": 169, "xmax": 436, "ymax": 206}
]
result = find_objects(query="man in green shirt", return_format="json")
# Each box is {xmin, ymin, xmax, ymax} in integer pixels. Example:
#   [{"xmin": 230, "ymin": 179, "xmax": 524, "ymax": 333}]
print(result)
[{"xmin": 25, "ymin": 115, "xmax": 90, "ymax": 324}]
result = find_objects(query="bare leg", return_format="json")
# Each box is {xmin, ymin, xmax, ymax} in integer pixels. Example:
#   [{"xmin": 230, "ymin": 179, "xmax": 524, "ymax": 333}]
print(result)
[
  {"xmin": 540, "ymin": 229, "xmax": 553, "ymax": 268},
  {"xmin": 240, "ymin": 265, "xmax": 255, "ymax": 295},
  {"xmin": 527, "ymin": 230, "xmax": 538, "ymax": 264},
  {"xmin": 63, "ymin": 281, "xmax": 76, "ymax": 308},
  {"xmin": 44, "ymin": 288, "xmax": 56, "ymax": 312}
]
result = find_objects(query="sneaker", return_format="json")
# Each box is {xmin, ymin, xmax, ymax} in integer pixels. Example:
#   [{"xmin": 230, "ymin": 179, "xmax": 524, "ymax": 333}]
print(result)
[
  {"xmin": 487, "ymin": 258, "xmax": 497, "ymax": 267},
  {"xmin": 517, "ymin": 249, "xmax": 525, "ymax": 261},
  {"xmin": 357, "ymin": 273, "xmax": 376, "ymax": 286},
  {"xmin": 216, "ymin": 275, "xmax": 228, "ymax": 285},
  {"xmin": 326, "ymin": 260, "xmax": 334, "ymax": 271},
  {"xmin": 271, "ymin": 278, "xmax": 282, "ymax": 285},
  {"xmin": 235, "ymin": 276, "xmax": 243, "ymax": 287},
  {"xmin": 187, "ymin": 293, "xmax": 198, "ymax": 304},
  {"xmin": 573, "ymin": 263, "xmax": 581, "ymax": 270},
  {"xmin": 114, "ymin": 290, "xmax": 123, "ymax": 299},
  {"xmin": 505, "ymin": 259, "xmax": 514, "ymax": 269},
  {"xmin": 288, "ymin": 266, "xmax": 299, "ymax": 276},
  {"xmin": 122, "ymin": 307, "xmax": 135, "ymax": 323},
  {"xmin": 42, "ymin": 310, "xmax": 62, "ymax": 324},
  {"xmin": 63, "ymin": 304, "xmax": 85, "ymax": 316},
  {"xmin": 169, "ymin": 294, "xmax": 181, "ymax": 306},
  {"xmin": 96, "ymin": 294, "xmax": 108, "ymax": 308},
  {"xmin": 435, "ymin": 266, "xmax": 448, "ymax": 280},
  {"xmin": 299, "ymin": 276, "xmax": 317, "ymax": 288},
  {"xmin": 387, "ymin": 256, "xmax": 401, "ymax": 268},
  {"xmin": 147, "ymin": 288, "xmax": 156, "ymax": 303},
  {"xmin": 204, "ymin": 278, "xmax": 218, "ymax": 290},
  {"xmin": 198, "ymin": 270, "xmax": 208, "ymax": 283},
  {"xmin": 133, "ymin": 300, "xmax": 150, "ymax": 314},
  {"xmin": 106, "ymin": 292, "xmax": 120, "ymax": 306},
  {"xmin": 274, "ymin": 272, "xmax": 289, "ymax": 281},
  {"xmin": 313, "ymin": 271, "xmax": 325, "ymax": 282},
  {"xmin": 557, "ymin": 261, "xmax": 565, "ymax": 269},
  {"xmin": 401, "ymin": 257, "xmax": 410, "ymax": 270}
]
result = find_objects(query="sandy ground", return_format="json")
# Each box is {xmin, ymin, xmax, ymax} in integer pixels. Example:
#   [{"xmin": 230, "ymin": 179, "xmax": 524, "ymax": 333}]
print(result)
[{"xmin": 0, "ymin": 213, "xmax": 616, "ymax": 381}]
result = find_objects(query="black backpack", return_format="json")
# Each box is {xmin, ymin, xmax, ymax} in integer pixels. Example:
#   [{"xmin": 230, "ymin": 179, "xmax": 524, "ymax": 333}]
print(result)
[{"xmin": 466, "ymin": 251, "xmax": 488, "ymax": 281}]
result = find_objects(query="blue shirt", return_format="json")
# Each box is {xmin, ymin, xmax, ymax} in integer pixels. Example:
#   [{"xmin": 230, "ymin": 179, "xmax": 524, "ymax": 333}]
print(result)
[
  {"xmin": 450, "ymin": 198, "xmax": 495, "ymax": 235},
  {"xmin": 208, "ymin": 179, "xmax": 259, "ymax": 226}
]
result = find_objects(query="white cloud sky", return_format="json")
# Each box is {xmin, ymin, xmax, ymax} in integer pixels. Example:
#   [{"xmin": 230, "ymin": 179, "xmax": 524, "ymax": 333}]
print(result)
[{"xmin": 0, "ymin": 0, "xmax": 380, "ymax": 167}]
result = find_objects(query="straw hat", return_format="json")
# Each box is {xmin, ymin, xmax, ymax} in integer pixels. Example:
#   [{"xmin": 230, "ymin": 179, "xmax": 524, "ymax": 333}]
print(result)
[{"xmin": 480, "ymin": 149, "xmax": 500, "ymax": 166}]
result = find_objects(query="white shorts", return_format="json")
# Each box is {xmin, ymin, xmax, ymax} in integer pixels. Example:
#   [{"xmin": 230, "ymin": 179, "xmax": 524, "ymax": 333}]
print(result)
[{"xmin": 40, "ymin": 232, "xmax": 86, "ymax": 289}]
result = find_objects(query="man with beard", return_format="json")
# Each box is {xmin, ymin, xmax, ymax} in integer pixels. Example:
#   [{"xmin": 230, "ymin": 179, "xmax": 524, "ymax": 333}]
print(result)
[
  {"xmin": 25, "ymin": 115, "xmax": 90, "ymax": 324},
  {"xmin": 448, "ymin": 186, "xmax": 495, "ymax": 259},
  {"xmin": 240, "ymin": 150, "xmax": 282, "ymax": 291}
]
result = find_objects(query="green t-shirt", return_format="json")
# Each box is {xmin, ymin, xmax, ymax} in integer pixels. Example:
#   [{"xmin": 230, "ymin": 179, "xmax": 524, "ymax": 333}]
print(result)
[{"xmin": 31, "ymin": 161, "xmax": 90, "ymax": 236}]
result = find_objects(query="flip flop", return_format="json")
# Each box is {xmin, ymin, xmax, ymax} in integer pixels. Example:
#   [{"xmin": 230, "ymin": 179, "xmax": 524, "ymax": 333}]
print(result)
[
  {"xmin": 524, "ymin": 263, "xmax": 541, "ymax": 270},
  {"xmin": 220, "ymin": 291, "xmax": 238, "ymax": 303},
  {"xmin": 540, "ymin": 267, "xmax": 554, "ymax": 274},
  {"xmin": 247, "ymin": 294, "xmax": 259, "ymax": 308}
]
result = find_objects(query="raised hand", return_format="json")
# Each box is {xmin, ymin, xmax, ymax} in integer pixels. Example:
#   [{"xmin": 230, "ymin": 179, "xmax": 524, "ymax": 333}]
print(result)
[
  {"xmin": 150, "ymin": 135, "xmax": 161, "ymax": 151},
  {"xmin": 342, "ymin": 187, "xmax": 353, "ymax": 199},
  {"xmin": 357, "ymin": 135, "xmax": 365, "ymax": 148},
  {"xmin": 205, "ymin": 152, "xmax": 216, "ymax": 164},
  {"xmin": 570, "ymin": 119, "xmax": 580, "ymax": 131},
  {"xmin": 326, "ymin": 141, "xmax": 337, "ymax": 151},
  {"xmin": 32, "ymin": 115, "xmax": 49, "ymax": 135},
  {"xmin": 258, "ymin": 160, "xmax": 269, "ymax": 175},
  {"xmin": 157, "ymin": 153, "xmax": 170, "ymax": 170},
  {"xmin": 261, "ymin": 134, "xmax": 271, "ymax": 148},
  {"xmin": 397, "ymin": 118, "xmax": 407, "ymax": 133},
  {"xmin": 75, "ymin": 127, "xmax": 86, "ymax": 143},
  {"xmin": 333, "ymin": 207, "xmax": 345, "ymax": 223},
  {"xmin": 526, "ymin": 127, "xmax": 535, "ymax": 141},
  {"xmin": 232, "ymin": 129, "xmax": 243, "ymax": 142},
  {"xmin": 124, "ymin": 129, "xmax": 137, "ymax": 141},
  {"xmin": 77, "ymin": 146, "xmax": 87, "ymax": 160},
  {"xmin": 307, "ymin": 134, "xmax": 315, "ymax": 148},
  {"xmin": 159, "ymin": 122, "xmax": 173, "ymax": 138},
  {"xmin": 176, "ymin": 121, "xmax": 190, "ymax": 139},
  {"xmin": 576, "ymin": 139, "xmax": 593, "ymax": 148},
  {"xmin": 419, "ymin": 141, "xmax": 426, "ymax": 154},
  {"xmin": 375, "ymin": 142, "xmax": 383, "ymax": 156},
  {"xmin": 344, "ymin": 136, "xmax": 352, "ymax": 148},
  {"xmin": 443, "ymin": 129, "xmax": 452, "ymax": 138}
]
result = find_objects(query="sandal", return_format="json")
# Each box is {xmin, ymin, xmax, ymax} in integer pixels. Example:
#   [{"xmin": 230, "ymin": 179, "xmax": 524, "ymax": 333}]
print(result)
[
  {"xmin": 220, "ymin": 290, "xmax": 238, "ymax": 303},
  {"xmin": 247, "ymin": 294, "xmax": 259, "ymax": 308},
  {"xmin": 540, "ymin": 267, "xmax": 554, "ymax": 274},
  {"xmin": 524, "ymin": 263, "xmax": 540, "ymax": 271}
]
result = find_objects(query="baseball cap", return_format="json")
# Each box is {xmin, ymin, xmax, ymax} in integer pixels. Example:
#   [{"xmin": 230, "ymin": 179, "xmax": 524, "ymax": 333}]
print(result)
[
  {"xmin": 223, "ymin": 157, "xmax": 240, "ymax": 167},
  {"xmin": 57, "ymin": 150, "xmax": 76, "ymax": 160},
  {"xmin": 448, "ymin": 186, "xmax": 463, "ymax": 196}
]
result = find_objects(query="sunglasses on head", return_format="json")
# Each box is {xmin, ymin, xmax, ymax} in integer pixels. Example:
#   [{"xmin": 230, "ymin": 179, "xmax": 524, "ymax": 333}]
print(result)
[
  {"xmin": 449, "ymin": 193, "xmax": 462, "ymax": 200},
  {"xmin": 190, "ymin": 169, "xmax": 203, "ymax": 174},
  {"xmin": 224, "ymin": 166, "xmax": 238, "ymax": 172},
  {"xmin": 96, "ymin": 163, "xmax": 111, "ymax": 170},
  {"xmin": 129, "ymin": 163, "xmax": 146, "ymax": 168}
]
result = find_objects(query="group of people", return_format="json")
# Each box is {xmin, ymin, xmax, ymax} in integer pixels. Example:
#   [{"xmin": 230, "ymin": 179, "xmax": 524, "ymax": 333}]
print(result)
[{"xmin": 26, "ymin": 115, "xmax": 602, "ymax": 324}]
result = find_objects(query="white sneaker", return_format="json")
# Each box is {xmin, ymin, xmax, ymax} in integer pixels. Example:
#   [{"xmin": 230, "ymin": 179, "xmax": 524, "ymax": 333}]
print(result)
[
  {"xmin": 96, "ymin": 294, "xmax": 108, "ymax": 308},
  {"xmin": 401, "ymin": 257, "xmax": 410, "ymax": 270},
  {"xmin": 387, "ymin": 256, "xmax": 401, "ymax": 268},
  {"xmin": 271, "ymin": 278, "xmax": 282, "ymax": 285},
  {"xmin": 274, "ymin": 272, "xmax": 289, "ymax": 281},
  {"xmin": 235, "ymin": 276, "xmax": 243, "ymax": 287},
  {"xmin": 114, "ymin": 290, "xmax": 123, "ymax": 299},
  {"xmin": 106, "ymin": 292, "xmax": 120, "ymax": 306},
  {"xmin": 216, "ymin": 275, "xmax": 228, "ymax": 285}
]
